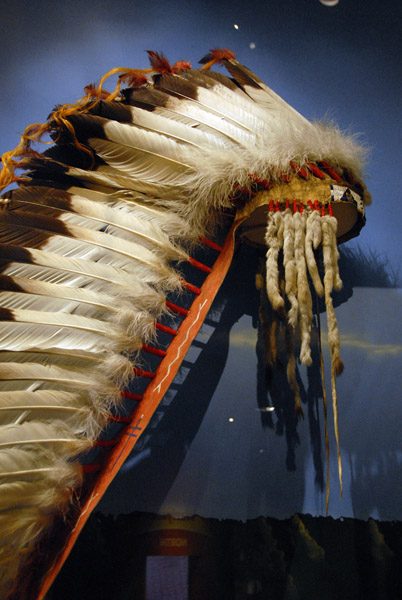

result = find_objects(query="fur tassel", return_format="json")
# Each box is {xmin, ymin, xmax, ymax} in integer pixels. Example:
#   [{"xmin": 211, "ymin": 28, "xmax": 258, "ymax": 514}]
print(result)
[
  {"xmin": 265, "ymin": 211, "xmax": 285, "ymax": 311},
  {"xmin": 293, "ymin": 211, "xmax": 313, "ymax": 366},
  {"xmin": 321, "ymin": 217, "xmax": 344, "ymax": 375},
  {"xmin": 305, "ymin": 209, "xmax": 324, "ymax": 297},
  {"xmin": 321, "ymin": 213, "xmax": 344, "ymax": 495},
  {"xmin": 282, "ymin": 208, "xmax": 298, "ymax": 328},
  {"xmin": 324, "ymin": 213, "xmax": 343, "ymax": 292}
]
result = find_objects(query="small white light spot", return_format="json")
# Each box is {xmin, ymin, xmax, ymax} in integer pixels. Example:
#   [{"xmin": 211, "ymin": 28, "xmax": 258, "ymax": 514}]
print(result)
[
  {"xmin": 259, "ymin": 449, "xmax": 264, "ymax": 454},
  {"xmin": 234, "ymin": 24, "xmax": 239, "ymax": 30},
  {"xmin": 319, "ymin": 0, "xmax": 339, "ymax": 5},
  {"xmin": 228, "ymin": 417, "xmax": 234, "ymax": 422},
  {"xmin": 249, "ymin": 42, "xmax": 256, "ymax": 50}
]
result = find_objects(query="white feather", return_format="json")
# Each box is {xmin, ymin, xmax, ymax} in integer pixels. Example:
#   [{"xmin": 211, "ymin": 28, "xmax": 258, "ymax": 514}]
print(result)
[
  {"xmin": 0, "ymin": 281, "xmax": 163, "ymax": 340},
  {"xmin": 0, "ymin": 447, "xmax": 82, "ymax": 572},
  {"xmin": 0, "ymin": 308, "xmax": 142, "ymax": 356},
  {"xmin": 0, "ymin": 236, "xmax": 181, "ymax": 298},
  {"xmin": 223, "ymin": 59, "xmax": 313, "ymax": 132},
  {"xmin": 0, "ymin": 277, "xmax": 117, "ymax": 310},
  {"xmin": 155, "ymin": 73, "xmax": 258, "ymax": 135},
  {"xmin": 182, "ymin": 70, "xmax": 295, "ymax": 146},
  {"xmin": 0, "ymin": 349, "xmax": 100, "ymax": 365},
  {"xmin": 0, "ymin": 210, "xmax": 182, "ymax": 278},
  {"xmin": 161, "ymin": 99, "xmax": 257, "ymax": 149},
  {"xmin": 89, "ymin": 136, "xmax": 191, "ymax": 184},
  {"xmin": 0, "ymin": 420, "xmax": 89, "ymax": 451},
  {"xmin": 67, "ymin": 162, "xmax": 188, "ymax": 199},
  {"xmin": 101, "ymin": 117, "xmax": 193, "ymax": 164},
  {"xmin": 127, "ymin": 104, "xmax": 230, "ymax": 150},
  {"xmin": 129, "ymin": 86, "xmax": 254, "ymax": 148},
  {"xmin": 0, "ymin": 362, "xmax": 102, "ymax": 389},
  {"xmin": 67, "ymin": 186, "xmax": 191, "ymax": 236},
  {"xmin": 64, "ymin": 185, "xmax": 192, "ymax": 239},
  {"xmin": 0, "ymin": 291, "xmax": 104, "ymax": 320},
  {"xmin": 0, "ymin": 390, "xmax": 89, "ymax": 426},
  {"xmin": 0, "ymin": 253, "xmax": 169, "ymax": 309},
  {"xmin": 11, "ymin": 187, "xmax": 188, "ymax": 257}
]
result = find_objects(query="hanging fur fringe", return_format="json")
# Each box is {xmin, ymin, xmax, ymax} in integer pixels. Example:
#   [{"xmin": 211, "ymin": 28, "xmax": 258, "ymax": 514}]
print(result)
[
  {"xmin": 261, "ymin": 199, "xmax": 346, "ymax": 494},
  {"xmin": 0, "ymin": 48, "xmax": 369, "ymax": 598}
]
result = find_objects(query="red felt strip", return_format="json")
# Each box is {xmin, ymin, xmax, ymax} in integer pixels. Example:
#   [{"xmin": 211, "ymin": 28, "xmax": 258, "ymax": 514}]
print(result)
[
  {"xmin": 181, "ymin": 280, "xmax": 201, "ymax": 295},
  {"xmin": 188, "ymin": 256, "xmax": 212, "ymax": 273},
  {"xmin": 200, "ymin": 237, "xmax": 223, "ymax": 252},
  {"xmin": 248, "ymin": 173, "xmax": 273, "ymax": 189},
  {"xmin": 320, "ymin": 160, "xmax": 343, "ymax": 182},
  {"xmin": 121, "ymin": 391, "xmax": 143, "ymax": 401},
  {"xmin": 155, "ymin": 322, "xmax": 177, "ymax": 336},
  {"xmin": 142, "ymin": 344, "xmax": 167, "ymax": 357},
  {"xmin": 108, "ymin": 414, "xmax": 131, "ymax": 423},
  {"xmin": 82, "ymin": 464, "xmax": 101, "ymax": 474},
  {"xmin": 307, "ymin": 162, "xmax": 326, "ymax": 179},
  {"xmin": 132, "ymin": 367, "xmax": 155, "ymax": 379},
  {"xmin": 165, "ymin": 300, "xmax": 189, "ymax": 317},
  {"xmin": 94, "ymin": 439, "xmax": 117, "ymax": 448},
  {"xmin": 290, "ymin": 161, "xmax": 308, "ymax": 179}
]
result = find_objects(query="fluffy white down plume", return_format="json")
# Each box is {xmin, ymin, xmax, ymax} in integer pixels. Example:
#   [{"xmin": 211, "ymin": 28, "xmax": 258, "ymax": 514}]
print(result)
[
  {"xmin": 0, "ymin": 49, "xmax": 369, "ymax": 598},
  {"xmin": 185, "ymin": 120, "xmax": 368, "ymax": 221}
]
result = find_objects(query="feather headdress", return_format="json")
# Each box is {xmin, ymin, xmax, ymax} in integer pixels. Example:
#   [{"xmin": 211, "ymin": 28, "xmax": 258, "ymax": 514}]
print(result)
[{"xmin": 0, "ymin": 48, "xmax": 369, "ymax": 599}]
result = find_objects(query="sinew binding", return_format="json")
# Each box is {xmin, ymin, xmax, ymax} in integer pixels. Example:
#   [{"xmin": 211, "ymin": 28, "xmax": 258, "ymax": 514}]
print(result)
[{"xmin": 0, "ymin": 48, "xmax": 370, "ymax": 599}]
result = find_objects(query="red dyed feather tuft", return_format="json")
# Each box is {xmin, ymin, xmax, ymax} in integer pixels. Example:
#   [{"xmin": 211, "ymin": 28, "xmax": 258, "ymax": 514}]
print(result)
[
  {"xmin": 172, "ymin": 60, "xmax": 192, "ymax": 73},
  {"xmin": 120, "ymin": 71, "xmax": 149, "ymax": 88},
  {"xmin": 83, "ymin": 84, "xmax": 111, "ymax": 99},
  {"xmin": 199, "ymin": 48, "xmax": 235, "ymax": 64},
  {"xmin": 147, "ymin": 51, "xmax": 173, "ymax": 74}
]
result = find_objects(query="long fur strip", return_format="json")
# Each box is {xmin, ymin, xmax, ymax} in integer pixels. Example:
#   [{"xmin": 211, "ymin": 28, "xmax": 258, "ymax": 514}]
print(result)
[
  {"xmin": 324, "ymin": 213, "xmax": 343, "ymax": 292},
  {"xmin": 331, "ymin": 364, "xmax": 343, "ymax": 497},
  {"xmin": 321, "ymin": 218, "xmax": 344, "ymax": 376},
  {"xmin": 321, "ymin": 214, "xmax": 344, "ymax": 494},
  {"xmin": 293, "ymin": 211, "xmax": 313, "ymax": 366},
  {"xmin": 265, "ymin": 211, "xmax": 285, "ymax": 311},
  {"xmin": 282, "ymin": 208, "xmax": 299, "ymax": 328},
  {"xmin": 305, "ymin": 210, "xmax": 324, "ymax": 297}
]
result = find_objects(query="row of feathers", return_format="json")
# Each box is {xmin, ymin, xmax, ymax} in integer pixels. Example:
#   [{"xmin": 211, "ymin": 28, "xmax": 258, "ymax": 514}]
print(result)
[{"xmin": 0, "ymin": 52, "xmax": 369, "ymax": 598}]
